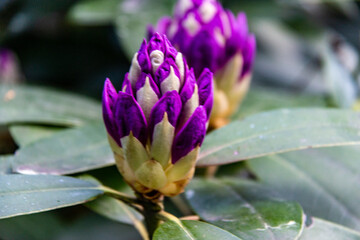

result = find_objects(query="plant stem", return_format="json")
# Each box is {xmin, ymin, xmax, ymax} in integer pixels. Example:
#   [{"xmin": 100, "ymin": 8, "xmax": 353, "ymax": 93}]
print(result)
[{"xmin": 136, "ymin": 193, "xmax": 163, "ymax": 239}]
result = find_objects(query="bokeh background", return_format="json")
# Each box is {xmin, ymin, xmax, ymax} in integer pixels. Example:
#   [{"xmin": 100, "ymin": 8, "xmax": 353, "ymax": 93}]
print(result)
[{"xmin": 1, "ymin": 0, "xmax": 360, "ymax": 239}]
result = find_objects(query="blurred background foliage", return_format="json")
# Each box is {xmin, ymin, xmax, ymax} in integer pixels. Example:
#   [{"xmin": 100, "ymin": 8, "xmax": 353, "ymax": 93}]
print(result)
[{"xmin": 1, "ymin": 0, "xmax": 360, "ymax": 239}]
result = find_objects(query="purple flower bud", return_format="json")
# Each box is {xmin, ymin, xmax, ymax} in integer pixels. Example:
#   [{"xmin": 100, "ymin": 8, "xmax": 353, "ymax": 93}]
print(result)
[
  {"xmin": 152, "ymin": 0, "xmax": 256, "ymax": 128},
  {"xmin": 102, "ymin": 33, "xmax": 214, "ymax": 197}
]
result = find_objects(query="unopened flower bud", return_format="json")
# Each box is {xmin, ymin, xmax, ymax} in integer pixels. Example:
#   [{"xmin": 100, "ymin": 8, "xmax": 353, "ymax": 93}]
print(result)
[
  {"xmin": 150, "ymin": 0, "xmax": 256, "ymax": 128},
  {"xmin": 102, "ymin": 33, "xmax": 213, "ymax": 198}
]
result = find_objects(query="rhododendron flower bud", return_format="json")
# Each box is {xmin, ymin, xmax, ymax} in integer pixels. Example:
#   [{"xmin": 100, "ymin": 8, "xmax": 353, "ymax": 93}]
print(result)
[
  {"xmin": 102, "ymin": 33, "xmax": 213, "ymax": 198},
  {"xmin": 150, "ymin": 0, "xmax": 256, "ymax": 128}
]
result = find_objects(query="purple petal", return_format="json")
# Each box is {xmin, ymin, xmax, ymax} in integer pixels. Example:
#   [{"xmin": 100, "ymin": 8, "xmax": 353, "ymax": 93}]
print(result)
[
  {"xmin": 241, "ymin": 34, "xmax": 256, "ymax": 78},
  {"xmin": 114, "ymin": 92, "xmax": 147, "ymax": 145},
  {"xmin": 102, "ymin": 78, "xmax": 120, "ymax": 145},
  {"xmin": 197, "ymin": 68, "xmax": 213, "ymax": 119},
  {"xmin": 149, "ymin": 90, "xmax": 182, "ymax": 137},
  {"xmin": 135, "ymin": 72, "xmax": 160, "ymax": 97},
  {"xmin": 137, "ymin": 39, "xmax": 151, "ymax": 73},
  {"xmin": 172, "ymin": 106, "xmax": 207, "ymax": 163},
  {"xmin": 187, "ymin": 29, "xmax": 222, "ymax": 77},
  {"xmin": 154, "ymin": 58, "xmax": 181, "ymax": 87},
  {"xmin": 179, "ymin": 68, "xmax": 196, "ymax": 103},
  {"xmin": 163, "ymin": 36, "xmax": 178, "ymax": 59},
  {"xmin": 148, "ymin": 32, "xmax": 165, "ymax": 54},
  {"xmin": 122, "ymin": 73, "xmax": 133, "ymax": 95}
]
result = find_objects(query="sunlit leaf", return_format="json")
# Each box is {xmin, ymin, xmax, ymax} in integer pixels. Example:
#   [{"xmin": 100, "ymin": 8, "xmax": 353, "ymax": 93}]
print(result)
[
  {"xmin": 247, "ymin": 146, "xmax": 360, "ymax": 231},
  {"xmin": 198, "ymin": 108, "xmax": 360, "ymax": 166},
  {"xmin": 300, "ymin": 218, "xmax": 360, "ymax": 240},
  {"xmin": 0, "ymin": 175, "xmax": 103, "ymax": 219},
  {"xmin": 185, "ymin": 178, "xmax": 304, "ymax": 240},
  {"xmin": 0, "ymin": 84, "xmax": 101, "ymax": 126},
  {"xmin": 12, "ymin": 122, "xmax": 113, "ymax": 175},
  {"xmin": 154, "ymin": 220, "xmax": 241, "ymax": 240}
]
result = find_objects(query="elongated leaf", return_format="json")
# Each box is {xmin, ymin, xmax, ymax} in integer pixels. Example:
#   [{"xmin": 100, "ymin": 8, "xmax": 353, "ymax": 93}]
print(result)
[
  {"xmin": 247, "ymin": 146, "xmax": 360, "ymax": 231},
  {"xmin": 185, "ymin": 178, "xmax": 304, "ymax": 240},
  {"xmin": 198, "ymin": 108, "xmax": 360, "ymax": 166},
  {"xmin": 12, "ymin": 123, "xmax": 113, "ymax": 175},
  {"xmin": 300, "ymin": 218, "xmax": 360, "ymax": 240},
  {"xmin": 0, "ymin": 84, "xmax": 101, "ymax": 126},
  {"xmin": 0, "ymin": 212, "xmax": 64, "ymax": 240},
  {"xmin": 154, "ymin": 220, "xmax": 241, "ymax": 240},
  {"xmin": 86, "ymin": 195, "xmax": 143, "ymax": 225},
  {"xmin": 10, "ymin": 125, "xmax": 62, "ymax": 147},
  {"xmin": 233, "ymin": 87, "xmax": 326, "ymax": 119},
  {"xmin": 0, "ymin": 175, "xmax": 103, "ymax": 219},
  {"xmin": 0, "ymin": 155, "xmax": 13, "ymax": 174}
]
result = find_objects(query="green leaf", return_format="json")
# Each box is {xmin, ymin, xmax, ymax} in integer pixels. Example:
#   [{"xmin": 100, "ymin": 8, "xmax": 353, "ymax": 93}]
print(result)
[
  {"xmin": 0, "ymin": 155, "xmax": 13, "ymax": 174},
  {"xmin": 198, "ymin": 108, "xmax": 360, "ymax": 166},
  {"xmin": 0, "ymin": 84, "xmax": 101, "ymax": 126},
  {"xmin": 154, "ymin": 220, "xmax": 241, "ymax": 240},
  {"xmin": 233, "ymin": 87, "xmax": 326, "ymax": 119},
  {"xmin": 0, "ymin": 175, "xmax": 103, "ymax": 219},
  {"xmin": 0, "ymin": 212, "xmax": 64, "ymax": 240},
  {"xmin": 86, "ymin": 195, "xmax": 143, "ymax": 225},
  {"xmin": 12, "ymin": 122, "xmax": 113, "ymax": 175},
  {"xmin": 300, "ymin": 218, "xmax": 360, "ymax": 240},
  {"xmin": 185, "ymin": 178, "xmax": 304, "ymax": 240},
  {"xmin": 67, "ymin": 0, "xmax": 121, "ymax": 25},
  {"xmin": 247, "ymin": 146, "xmax": 360, "ymax": 231},
  {"xmin": 9, "ymin": 125, "xmax": 62, "ymax": 147},
  {"xmin": 115, "ymin": 0, "xmax": 173, "ymax": 59}
]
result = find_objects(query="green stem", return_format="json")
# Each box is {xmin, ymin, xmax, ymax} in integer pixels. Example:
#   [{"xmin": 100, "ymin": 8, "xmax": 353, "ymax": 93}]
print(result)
[{"xmin": 136, "ymin": 193, "xmax": 163, "ymax": 239}]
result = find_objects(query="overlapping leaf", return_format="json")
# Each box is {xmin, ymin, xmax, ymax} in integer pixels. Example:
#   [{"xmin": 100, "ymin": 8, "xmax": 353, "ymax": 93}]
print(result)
[
  {"xmin": 0, "ymin": 175, "xmax": 103, "ymax": 219},
  {"xmin": 300, "ymin": 218, "xmax": 360, "ymax": 240},
  {"xmin": 198, "ymin": 108, "xmax": 360, "ymax": 166},
  {"xmin": 9, "ymin": 125, "xmax": 62, "ymax": 147},
  {"xmin": 247, "ymin": 146, "xmax": 360, "ymax": 231},
  {"xmin": 154, "ymin": 220, "xmax": 241, "ymax": 240},
  {"xmin": 0, "ymin": 84, "xmax": 101, "ymax": 126},
  {"xmin": 185, "ymin": 178, "xmax": 304, "ymax": 240},
  {"xmin": 12, "ymin": 123, "xmax": 113, "ymax": 175}
]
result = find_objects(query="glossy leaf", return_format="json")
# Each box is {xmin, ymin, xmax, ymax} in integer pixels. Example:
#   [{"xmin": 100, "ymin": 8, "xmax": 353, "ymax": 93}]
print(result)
[
  {"xmin": 198, "ymin": 108, "xmax": 360, "ymax": 166},
  {"xmin": 233, "ymin": 87, "xmax": 326, "ymax": 119},
  {"xmin": 0, "ymin": 155, "xmax": 13, "ymax": 174},
  {"xmin": 247, "ymin": 146, "xmax": 360, "ymax": 231},
  {"xmin": 12, "ymin": 123, "xmax": 113, "ymax": 175},
  {"xmin": 0, "ymin": 175, "xmax": 103, "ymax": 219},
  {"xmin": 185, "ymin": 178, "xmax": 304, "ymax": 240},
  {"xmin": 0, "ymin": 84, "xmax": 101, "ymax": 126},
  {"xmin": 300, "ymin": 218, "xmax": 360, "ymax": 240},
  {"xmin": 9, "ymin": 125, "xmax": 62, "ymax": 147},
  {"xmin": 154, "ymin": 220, "xmax": 241, "ymax": 240}
]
